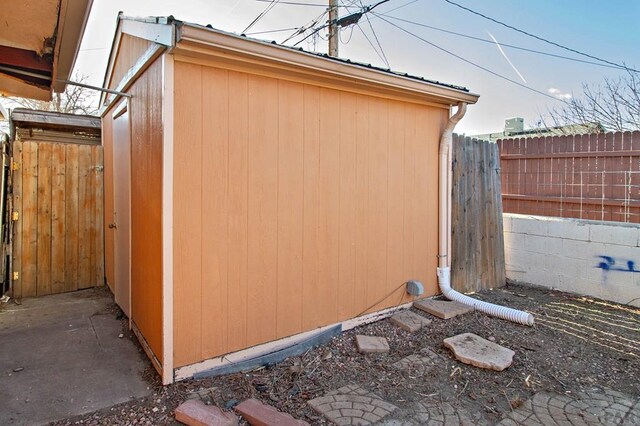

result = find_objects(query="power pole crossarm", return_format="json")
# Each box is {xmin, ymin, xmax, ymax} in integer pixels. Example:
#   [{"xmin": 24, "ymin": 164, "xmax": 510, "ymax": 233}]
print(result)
[{"xmin": 328, "ymin": 0, "xmax": 339, "ymax": 57}]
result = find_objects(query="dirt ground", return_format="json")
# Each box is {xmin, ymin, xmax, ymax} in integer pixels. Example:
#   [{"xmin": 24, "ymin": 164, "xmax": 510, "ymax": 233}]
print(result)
[{"xmin": 51, "ymin": 282, "xmax": 640, "ymax": 425}]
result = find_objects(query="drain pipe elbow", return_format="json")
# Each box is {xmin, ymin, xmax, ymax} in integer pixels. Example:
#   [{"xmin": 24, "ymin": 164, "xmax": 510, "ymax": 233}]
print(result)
[{"xmin": 437, "ymin": 103, "xmax": 534, "ymax": 326}]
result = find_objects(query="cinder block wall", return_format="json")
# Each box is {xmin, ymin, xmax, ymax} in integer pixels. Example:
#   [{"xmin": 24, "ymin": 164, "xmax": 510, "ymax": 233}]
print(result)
[{"xmin": 504, "ymin": 213, "xmax": 640, "ymax": 307}]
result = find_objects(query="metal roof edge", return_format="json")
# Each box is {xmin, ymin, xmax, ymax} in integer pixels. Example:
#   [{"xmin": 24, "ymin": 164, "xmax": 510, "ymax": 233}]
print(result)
[{"xmin": 176, "ymin": 21, "xmax": 479, "ymax": 105}]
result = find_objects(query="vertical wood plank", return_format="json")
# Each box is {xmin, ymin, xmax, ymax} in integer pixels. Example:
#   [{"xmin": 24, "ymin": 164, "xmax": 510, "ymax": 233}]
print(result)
[
  {"xmin": 11, "ymin": 141, "xmax": 23, "ymax": 298},
  {"xmin": 366, "ymin": 97, "xmax": 388, "ymax": 312},
  {"xmin": 201, "ymin": 67, "xmax": 229, "ymax": 358},
  {"xmin": 302, "ymin": 85, "xmax": 321, "ymax": 330},
  {"xmin": 36, "ymin": 142, "xmax": 52, "ymax": 296},
  {"xmin": 402, "ymin": 107, "xmax": 416, "ymax": 284},
  {"xmin": 337, "ymin": 92, "xmax": 357, "ymax": 319},
  {"xmin": 173, "ymin": 61, "xmax": 203, "ymax": 367},
  {"xmin": 353, "ymin": 95, "xmax": 369, "ymax": 315},
  {"xmin": 318, "ymin": 88, "xmax": 341, "ymax": 322},
  {"xmin": 227, "ymin": 71, "xmax": 249, "ymax": 353},
  {"xmin": 77, "ymin": 145, "xmax": 92, "ymax": 289},
  {"xmin": 413, "ymin": 108, "xmax": 433, "ymax": 294},
  {"xmin": 386, "ymin": 101, "xmax": 407, "ymax": 304},
  {"xmin": 51, "ymin": 143, "xmax": 66, "ymax": 294},
  {"xmin": 21, "ymin": 142, "xmax": 38, "ymax": 298},
  {"xmin": 276, "ymin": 80, "xmax": 304, "ymax": 338},
  {"xmin": 93, "ymin": 146, "xmax": 104, "ymax": 287},
  {"xmin": 246, "ymin": 74, "xmax": 278, "ymax": 346},
  {"xmin": 64, "ymin": 144, "xmax": 79, "ymax": 292}
]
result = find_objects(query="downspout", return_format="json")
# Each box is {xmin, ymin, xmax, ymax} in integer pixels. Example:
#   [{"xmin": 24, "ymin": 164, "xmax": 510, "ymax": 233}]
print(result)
[{"xmin": 437, "ymin": 103, "xmax": 534, "ymax": 326}]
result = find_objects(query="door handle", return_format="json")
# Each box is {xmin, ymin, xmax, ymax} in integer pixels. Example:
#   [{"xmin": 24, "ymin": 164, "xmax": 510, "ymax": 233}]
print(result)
[{"xmin": 108, "ymin": 223, "xmax": 117, "ymax": 229}]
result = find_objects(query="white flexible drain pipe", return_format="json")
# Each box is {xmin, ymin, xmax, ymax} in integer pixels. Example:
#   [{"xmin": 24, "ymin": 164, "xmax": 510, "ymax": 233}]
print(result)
[{"xmin": 437, "ymin": 103, "xmax": 534, "ymax": 326}]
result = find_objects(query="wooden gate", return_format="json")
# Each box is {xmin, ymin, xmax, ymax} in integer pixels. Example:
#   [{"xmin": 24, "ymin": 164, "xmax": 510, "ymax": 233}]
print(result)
[
  {"xmin": 11, "ymin": 140, "xmax": 104, "ymax": 298},
  {"xmin": 451, "ymin": 134, "xmax": 506, "ymax": 293}
]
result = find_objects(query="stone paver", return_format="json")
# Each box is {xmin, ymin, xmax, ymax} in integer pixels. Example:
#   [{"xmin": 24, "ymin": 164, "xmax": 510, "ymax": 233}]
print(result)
[
  {"xmin": 410, "ymin": 399, "xmax": 474, "ymax": 426},
  {"xmin": 175, "ymin": 399, "xmax": 239, "ymax": 426},
  {"xmin": 392, "ymin": 348, "xmax": 442, "ymax": 376},
  {"xmin": 308, "ymin": 384, "xmax": 399, "ymax": 425},
  {"xmin": 497, "ymin": 389, "xmax": 640, "ymax": 426},
  {"xmin": 389, "ymin": 310, "xmax": 432, "ymax": 333},
  {"xmin": 444, "ymin": 333, "xmax": 515, "ymax": 371},
  {"xmin": 235, "ymin": 398, "xmax": 309, "ymax": 426},
  {"xmin": 356, "ymin": 335, "xmax": 390, "ymax": 354},
  {"xmin": 413, "ymin": 299, "xmax": 473, "ymax": 319}
]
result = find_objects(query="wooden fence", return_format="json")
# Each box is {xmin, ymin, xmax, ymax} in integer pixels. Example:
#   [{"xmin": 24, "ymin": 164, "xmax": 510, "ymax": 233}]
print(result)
[
  {"xmin": 11, "ymin": 140, "xmax": 104, "ymax": 298},
  {"xmin": 451, "ymin": 134, "xmax": 506, "ymax": 292},
  {"xmin": 498, "ymin": 131, "xmax": 640, "ymax": 223}
]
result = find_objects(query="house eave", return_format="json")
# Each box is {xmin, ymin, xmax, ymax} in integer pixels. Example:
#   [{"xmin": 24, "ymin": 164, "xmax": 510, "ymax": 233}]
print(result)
[{"xmin": 175, "ymin": 23, "xmax": 479, "ymax": 107}]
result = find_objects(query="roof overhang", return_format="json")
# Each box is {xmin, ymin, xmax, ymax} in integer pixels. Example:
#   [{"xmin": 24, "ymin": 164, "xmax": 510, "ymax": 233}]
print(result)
[
  {"xmin": 174, "ymin": 23, "xmax": 479, "ymax": 107},
  {"xmin": 101, "ymin": 16, "xmax": 478, "ymax": 109},
  {"xmin": 0, "ymin": 0, "xmax": 93, "ymax": 101},
  {"xmin": 11, "ymin": 108, "xmax": 101, "ymax": 131}
]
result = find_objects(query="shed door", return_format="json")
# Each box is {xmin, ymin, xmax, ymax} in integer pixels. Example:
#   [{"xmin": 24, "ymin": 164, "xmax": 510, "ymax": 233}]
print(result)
[{"xmin": 111, "ymin": 102, "xmax": 131, "ymax": 317}]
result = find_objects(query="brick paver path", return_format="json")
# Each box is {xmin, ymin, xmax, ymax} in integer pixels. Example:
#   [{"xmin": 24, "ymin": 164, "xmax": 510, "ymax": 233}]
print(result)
[
  {"xmin": 392, "ymin": 348, "xmax": 443, "ymax": 376},
  {"xmin": 498, "ymin": 389, "xmax": 640, "ymax": 426},
  {"xmin": 308, "ymin": 384, "xmax": 399, "ymax": 425}
]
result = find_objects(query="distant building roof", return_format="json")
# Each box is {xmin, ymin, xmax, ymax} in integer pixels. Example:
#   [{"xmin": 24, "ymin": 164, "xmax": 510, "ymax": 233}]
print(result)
[{"xmin": 469, "ymin": 118, "xmax": 605, "ymax": 142}]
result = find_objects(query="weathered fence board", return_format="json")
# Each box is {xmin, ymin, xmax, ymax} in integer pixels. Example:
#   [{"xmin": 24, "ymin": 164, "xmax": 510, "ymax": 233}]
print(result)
[
  {"xmin": 498, "ymin": 131, "xmax": 640, "ymax": 223},
  {"xmin": 12, "ymin": 140, "xmax": 104, "ymax": 298},
  {"xmin": 451, "ymin": 135, "xmax": 506, "ymax": 292}
]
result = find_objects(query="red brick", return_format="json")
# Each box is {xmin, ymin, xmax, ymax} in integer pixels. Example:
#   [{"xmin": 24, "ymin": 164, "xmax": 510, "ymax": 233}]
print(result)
[
  {"xmin": 235, "ymin": 398, "xmax": 310, "ymax": 426},
  {"xmin": 174, "ymin": 399, "xmax": 239, "ymax": 426}
]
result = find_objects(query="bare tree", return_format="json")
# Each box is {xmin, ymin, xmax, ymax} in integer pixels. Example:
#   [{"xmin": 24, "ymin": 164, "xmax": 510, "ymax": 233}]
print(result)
[
  {"xmin": 2, "ymin": 72, "xmax": 99, "ymax": 116},
  {"xmin": 541, "ymin": 70, "xmax": 640, "ymax": 133}
]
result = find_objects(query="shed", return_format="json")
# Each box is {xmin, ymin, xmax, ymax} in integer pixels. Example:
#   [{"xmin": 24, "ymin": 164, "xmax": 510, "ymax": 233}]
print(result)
[
  {"xmin": 9, "ymin": 109, "xmax": 103, "ymax": 299},
  {"xmin": 100, "ymin": 14, "xmax": 479, "ymax": 384}
]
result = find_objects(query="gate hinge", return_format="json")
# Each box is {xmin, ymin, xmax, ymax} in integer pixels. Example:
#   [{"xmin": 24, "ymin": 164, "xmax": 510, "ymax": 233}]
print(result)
[
  {"xmin": 11, "ymin": 161, "xmax": 19, "ymax": 171},
  {"xmin": 11, "ymin": 211, "xmax": 18, "ymax": 221},
  {"xmin": 95, "ymin": 165, "xmax": 104, "ymax": 172},
  {"xmin": 12, "ymin": 271, "xmax": 19, "ymax": 281}
]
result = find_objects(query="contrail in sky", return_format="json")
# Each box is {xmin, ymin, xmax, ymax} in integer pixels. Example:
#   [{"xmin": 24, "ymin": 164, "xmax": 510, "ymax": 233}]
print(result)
[{"xmin": 487, "ymin": 31, "xmax": 527, "ymax": 84}]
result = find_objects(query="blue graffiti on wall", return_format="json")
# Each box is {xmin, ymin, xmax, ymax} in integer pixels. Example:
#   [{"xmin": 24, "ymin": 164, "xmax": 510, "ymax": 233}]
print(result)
[{"xmin": 595, "ymin": 256, "xmax": 639, "ymax": 273}]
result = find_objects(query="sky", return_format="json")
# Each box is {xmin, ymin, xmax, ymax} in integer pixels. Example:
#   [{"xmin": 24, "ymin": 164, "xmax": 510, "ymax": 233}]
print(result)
[{"xmin": 72, "ymin": 0, "xmax": 640, "ymax": 134}]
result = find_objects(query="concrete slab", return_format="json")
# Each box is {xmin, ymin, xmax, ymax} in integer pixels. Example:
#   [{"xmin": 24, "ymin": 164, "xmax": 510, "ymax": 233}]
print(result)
[
  {"xmin": 355, "ymin": 335, "xmax": 390, "ymax": 354},
  {"xmin": 389, "ymin": 310, "xmax": 432, "ymax": 332},
  {"xmin": 0, "ymin": 288, "xmax": 151, "ymax": 425},
  {"xmin": 444, "ymin": 333, "xmax": 515, "ymax": 371},
  {"xmin": 413, "ymin": 299, "xmax": 473, "ymax": 319}
]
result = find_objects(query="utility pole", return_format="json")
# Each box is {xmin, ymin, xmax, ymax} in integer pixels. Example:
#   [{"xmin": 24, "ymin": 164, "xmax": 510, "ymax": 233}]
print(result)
[{"xmin": 328, "ymin": 0, "xmax": 339, "ymax": 57}]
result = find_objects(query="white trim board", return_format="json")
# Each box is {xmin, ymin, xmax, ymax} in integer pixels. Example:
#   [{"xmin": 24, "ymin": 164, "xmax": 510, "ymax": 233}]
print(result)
[
  {"xmin": 174, "ymin": 300, "xmax": 414, "ymax": 382},
  {"xmin": 161, "ymin": 53, "xmax": 175, "ymax": 385}
]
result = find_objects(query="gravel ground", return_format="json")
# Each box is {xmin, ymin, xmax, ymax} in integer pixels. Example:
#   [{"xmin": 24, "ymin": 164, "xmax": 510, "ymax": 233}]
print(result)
[{"xmin": 51, "ymin": 283, "xmax": 640, "ymax": 425}]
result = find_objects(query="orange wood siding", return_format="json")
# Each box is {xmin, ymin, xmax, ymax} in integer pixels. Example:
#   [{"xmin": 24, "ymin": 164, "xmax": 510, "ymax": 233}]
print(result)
[
  {"xmin": 172, "ymin": 59, "xmax": 447, "ymax": 367},
  {"xmin": 108, "ymin": 34, "xmax": 153, "ymax": 90},
  {"xmin": 102, "ymin": 59, "xmax": 164, "ymax": 363}
]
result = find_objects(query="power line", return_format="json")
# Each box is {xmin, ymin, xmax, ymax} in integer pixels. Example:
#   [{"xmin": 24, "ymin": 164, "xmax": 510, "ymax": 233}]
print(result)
[
  {"xmin": 292, "ymin": 0, "xmax": 392, "ymax": 47},
  {"xmin": 362, "ymin": 9, "xmax": 390, "ymax": 67},
  {"xmin": 282, "ymin": 8, "xmax": 328, "ymax": 43},
  {"xmin": 246, "ymin": 26, "xmax": 300, "ymax": 36},
  {"xmin": 373, "ymin": 13, "xmax": 571, "ymax": 104},
  {"xmin": 376, "ymin": 14, "xmax": 630, "ymax": 71},
  {"xmin": 441, "ymin": 0, "xmax": 638, "ymax": 73},
  {"xmin": 243, "ymin": 0, "xmax": 281, "ymax": 34},
  {"xmin": 255, "ymin": 0, "xmax": 349, "ymax": 6},
  {"xmin": 356, "ymin": 23, "xmax": 389, "ymax": 67}
]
